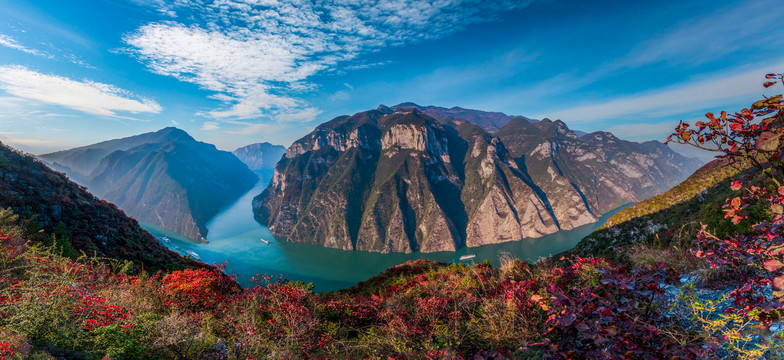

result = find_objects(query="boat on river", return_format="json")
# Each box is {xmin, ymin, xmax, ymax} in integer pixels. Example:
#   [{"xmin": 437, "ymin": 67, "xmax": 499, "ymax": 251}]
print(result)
[
  {"xmin": 459, "ymin": 254, "xmax": 476, "ymax": 261},
  {"xmin": 260, "ymin": 238, "xmax": 270, "ymax": 245},
  {"xmin": 186, "ymin": 250, "xmax": 202, "ymax": 261}
]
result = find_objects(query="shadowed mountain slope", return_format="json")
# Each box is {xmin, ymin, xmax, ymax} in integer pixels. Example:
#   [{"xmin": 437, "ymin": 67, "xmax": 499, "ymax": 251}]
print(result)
[
  {"xmin": 0, "ymin": 142, "xmax": 193, "ymax": 269},
  {"xmin": 39, "ymin": 128, "xmax": 258, "ymax": 240}
]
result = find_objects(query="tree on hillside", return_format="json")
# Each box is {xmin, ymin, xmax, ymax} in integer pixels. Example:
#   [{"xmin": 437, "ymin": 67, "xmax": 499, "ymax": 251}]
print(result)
[{"xmin": 668, "ymin": 73, "xmax": 784, "ymax": 356}]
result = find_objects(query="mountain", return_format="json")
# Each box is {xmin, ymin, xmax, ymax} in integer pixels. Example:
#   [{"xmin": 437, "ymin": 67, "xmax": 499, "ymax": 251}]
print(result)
[
  {"xmin": 233, "ymin": 142, "xmax": 286, "ymax": 171},
  {"xmin": 253, "ymin": 106, "xmax": 701, "ymax": 253},
  {"xmin": 495, "ymin": 117, "xmax": 703, "ymax": 217},
  {"xmin": 0, "ymin": 142, "xmax": 191, "ymax": 269},
  {"xmin": 570, "ymin": 158, "xmax": 751, "ymax": 258},
  {"xmin": 39, "ymin": 128, "xmax": 258, "ymax": 240}
]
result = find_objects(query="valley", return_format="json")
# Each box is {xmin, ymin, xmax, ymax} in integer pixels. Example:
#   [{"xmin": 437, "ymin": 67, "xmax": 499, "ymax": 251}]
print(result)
[
  {"xmin": 144, "ymin": 175, "xmax": 631, "ymax": 291},
  {"xmin": 1, "ymin": 1, "xmax": 781, "ymax": 357}
]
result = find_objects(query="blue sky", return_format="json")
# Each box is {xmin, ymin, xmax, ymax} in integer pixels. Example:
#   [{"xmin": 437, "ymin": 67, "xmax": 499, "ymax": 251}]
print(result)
[{"xmin": 0, "ymin": 0, "xmax": 781, "ymax": 160}]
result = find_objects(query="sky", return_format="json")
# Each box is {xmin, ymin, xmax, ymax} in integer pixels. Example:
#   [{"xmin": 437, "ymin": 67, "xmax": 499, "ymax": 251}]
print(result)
[{"xmin": 0, "ymin": 0, "xmax": 782, "ymax": 161}]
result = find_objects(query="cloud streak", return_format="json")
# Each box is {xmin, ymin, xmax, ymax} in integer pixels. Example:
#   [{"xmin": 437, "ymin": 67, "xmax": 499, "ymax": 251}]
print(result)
[
  {"xmin": 124, "ymin": 0, "xmax": 534, "ymax": 122},
  {"xmin": 0, "ymin": 66, "xmax": 162, "ymax": 117},
  {"xmin": 618, "ymin": 0, "xmax": 782, "ymax": 69},
  {"xmin": 0, "ymin": 34, "xmax": 53, "ymax": 58},
  {"xmin": 541, "ymin": 62, "xmax": 784, "ymax": 123}
]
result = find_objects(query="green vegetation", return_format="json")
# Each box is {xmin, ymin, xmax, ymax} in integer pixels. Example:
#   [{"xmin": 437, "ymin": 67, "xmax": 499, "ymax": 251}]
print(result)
[{"xmin": 0, "ymin": 142, "xmax": 189, "ymax": 271}]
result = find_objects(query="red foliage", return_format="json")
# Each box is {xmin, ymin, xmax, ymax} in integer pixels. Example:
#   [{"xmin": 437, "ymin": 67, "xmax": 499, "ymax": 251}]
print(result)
[
  {"xmin": 534, "ymin": 257, "xmax": 699, "ymax": 359},
  {"xmin": 0, "ymin": 342, "xmax": 13, "ymax": 360},
  {"xmin": 159, "ymin": 268, "xmax": 240, "ymax": 310},
  {"xmin": 73, "ymin": 294, "xmax": 130, "ymax": 331},
  {"xmin": 669, "ymin": 74, "xmax": 784, "ymax": 320}
]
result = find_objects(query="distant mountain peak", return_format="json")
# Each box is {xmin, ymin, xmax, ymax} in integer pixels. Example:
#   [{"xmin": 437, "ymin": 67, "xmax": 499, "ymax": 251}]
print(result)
[
  {"xmin": 155, "ymin": 127, "xmax": 195, "ymax": 142},
  {"xmin": 376, "ymin": 104, "xmax": 393, "ymax": 114},
  {"xmin": 233, "ymin": 142, "xmax": 286, "ymax": 171},
  {"xmin": 393, "ymin": 102, "xmax": 421, "ymax": 108},
  {"xmin": 39, "ymin": 130, "xmax": 258, "ymax": 241}
]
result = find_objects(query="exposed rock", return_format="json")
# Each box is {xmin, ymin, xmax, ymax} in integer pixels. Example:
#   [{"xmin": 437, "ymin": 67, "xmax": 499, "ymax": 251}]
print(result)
[{"xmin": 255, "ymin": 106, "xmax": 702, "ymax": 253}]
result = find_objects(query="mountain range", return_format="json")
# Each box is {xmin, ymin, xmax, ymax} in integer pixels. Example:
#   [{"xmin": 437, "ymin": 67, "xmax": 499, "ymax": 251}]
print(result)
[
  {"xmin": 38, "ymin": 128, "xmax": 258, "ymax": 240},
  {"xmin": 254, "ymin": 103, "xmax": 702, "ymax": 253}
]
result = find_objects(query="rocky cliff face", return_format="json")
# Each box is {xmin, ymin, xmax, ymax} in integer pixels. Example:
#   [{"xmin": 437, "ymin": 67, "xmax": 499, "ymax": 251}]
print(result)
[
  {"xmin": 254, "ymin": 106, "xmax": 702, "ymax": 253},
  {"xmin": 39, "ymin": 128, "xmax": 258, "ymax": 240}
]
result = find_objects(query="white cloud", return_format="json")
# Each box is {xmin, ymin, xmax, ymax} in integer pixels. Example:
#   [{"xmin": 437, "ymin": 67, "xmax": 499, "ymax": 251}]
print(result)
[
  {"xmin": 0, "ymin": 65, "xmax": 162, "ymax": 117},
  {"xmin": 275, "ymin": 107, "xmax": 321, "ymax": 123},
  {"xmin": 201, "ymin": 121, "xmax": 220, "ymax": 130},
  {"xmin": 0, "ymin": 34, "xmax": 53, "ymax": 58},
  {"xmin": 125, "ymin": 0, "xmax": 534, "ymax": 121},
  {"xmin": 542, "ymin": 62, "xmax": 784, "ymax": 123},
  {"xmin": 329, "ymin": 90, "xmax": 350, "ymax": 102},
  {"xmin": 226, "ymin": 123, "xmax": 268, "ymax": 135}
]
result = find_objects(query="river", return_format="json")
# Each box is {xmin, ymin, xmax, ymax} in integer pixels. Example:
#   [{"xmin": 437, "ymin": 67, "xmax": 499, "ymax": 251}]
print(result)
[{"xmin": 141, "ymin": 176, "xmax": 629, "ymax": 292}]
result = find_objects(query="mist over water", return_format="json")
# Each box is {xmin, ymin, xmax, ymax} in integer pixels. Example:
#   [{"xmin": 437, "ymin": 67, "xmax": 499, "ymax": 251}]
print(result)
[{"xmin": 143, "ymin": 175, "xmax": 630, "ymax": 292}]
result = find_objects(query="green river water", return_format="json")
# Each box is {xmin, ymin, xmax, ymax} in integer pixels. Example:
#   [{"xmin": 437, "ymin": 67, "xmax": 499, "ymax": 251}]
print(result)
[{"xmin": 141, "ymin": 177, "xmax": 629, "ymax": 292}]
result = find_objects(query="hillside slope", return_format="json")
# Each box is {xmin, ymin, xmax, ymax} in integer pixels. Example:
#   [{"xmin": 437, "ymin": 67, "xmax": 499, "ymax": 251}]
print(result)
[
  {"xmin": 571, "ymin": 158, "xmax": 751, "ymax": 257},
  {"xmin": 39, "ymin": 128, "xmax": 258, "ymax": 240},
  {"xmin": 0, "ymin": 142, "xmax": 189, "ymax": 269}
]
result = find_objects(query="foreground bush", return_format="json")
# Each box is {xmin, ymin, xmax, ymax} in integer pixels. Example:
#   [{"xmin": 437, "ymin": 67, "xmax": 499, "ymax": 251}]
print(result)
[{"xmin": 0, "ymin": 215, "xmax": 703, "ymax": 359}]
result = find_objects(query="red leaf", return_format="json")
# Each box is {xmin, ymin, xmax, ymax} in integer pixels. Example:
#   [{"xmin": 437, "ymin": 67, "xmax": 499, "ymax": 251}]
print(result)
[
  {"xmin": 764, "ymin": 259, "xmax": 784, "ymax": 272},
  {"xmin": 731, "ymin": 180, "xmax": 742, "ymax": 191},
  {"xmin": 764, "ymin": 81, "xmax": 777, "ymax": 88},
  {"xmin": 755, "ymin": 131, "xmax": 781, "ymax": 152},
  {"xmin": 773, "ymin": 275, "xmax": 784, "ymax": 290},
  {"xmin": 731, "ymin": 197, "xmax": 742, "ymax": 209}
]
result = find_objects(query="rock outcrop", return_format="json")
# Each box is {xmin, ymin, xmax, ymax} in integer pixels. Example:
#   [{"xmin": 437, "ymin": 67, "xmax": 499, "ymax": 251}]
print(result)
[{"xmin": 254, "ymin": 105, "xmax": 702, "ymax": 253}]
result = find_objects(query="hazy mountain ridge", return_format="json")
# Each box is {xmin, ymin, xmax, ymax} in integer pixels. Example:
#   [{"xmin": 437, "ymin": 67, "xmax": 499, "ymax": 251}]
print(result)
[
  {"xmin": 233, "ymin": 142, "xmax": 286, "ymax": 171},
  {"xmin": 390, "ymin": 102, "xmax": 524, "ymax": 133},
  {"xmin": 39, "ymin": 128, "xmax": 258, "ymax": 240},
  {"xmin": 254, "ymin": 105, "xmax": 701, "ymax": 253}
]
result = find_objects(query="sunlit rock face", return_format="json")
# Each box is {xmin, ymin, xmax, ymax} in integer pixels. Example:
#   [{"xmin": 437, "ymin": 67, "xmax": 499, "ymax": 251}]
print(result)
[{"xmin": 254, "ymin": 104, "xmax": 702, "ymax": 253}]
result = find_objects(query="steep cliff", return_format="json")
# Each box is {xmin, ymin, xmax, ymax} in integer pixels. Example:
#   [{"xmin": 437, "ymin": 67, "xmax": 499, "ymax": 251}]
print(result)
[{"xmin": 254, "ymin": 106, "xmax": 701, "ymax": 253}]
